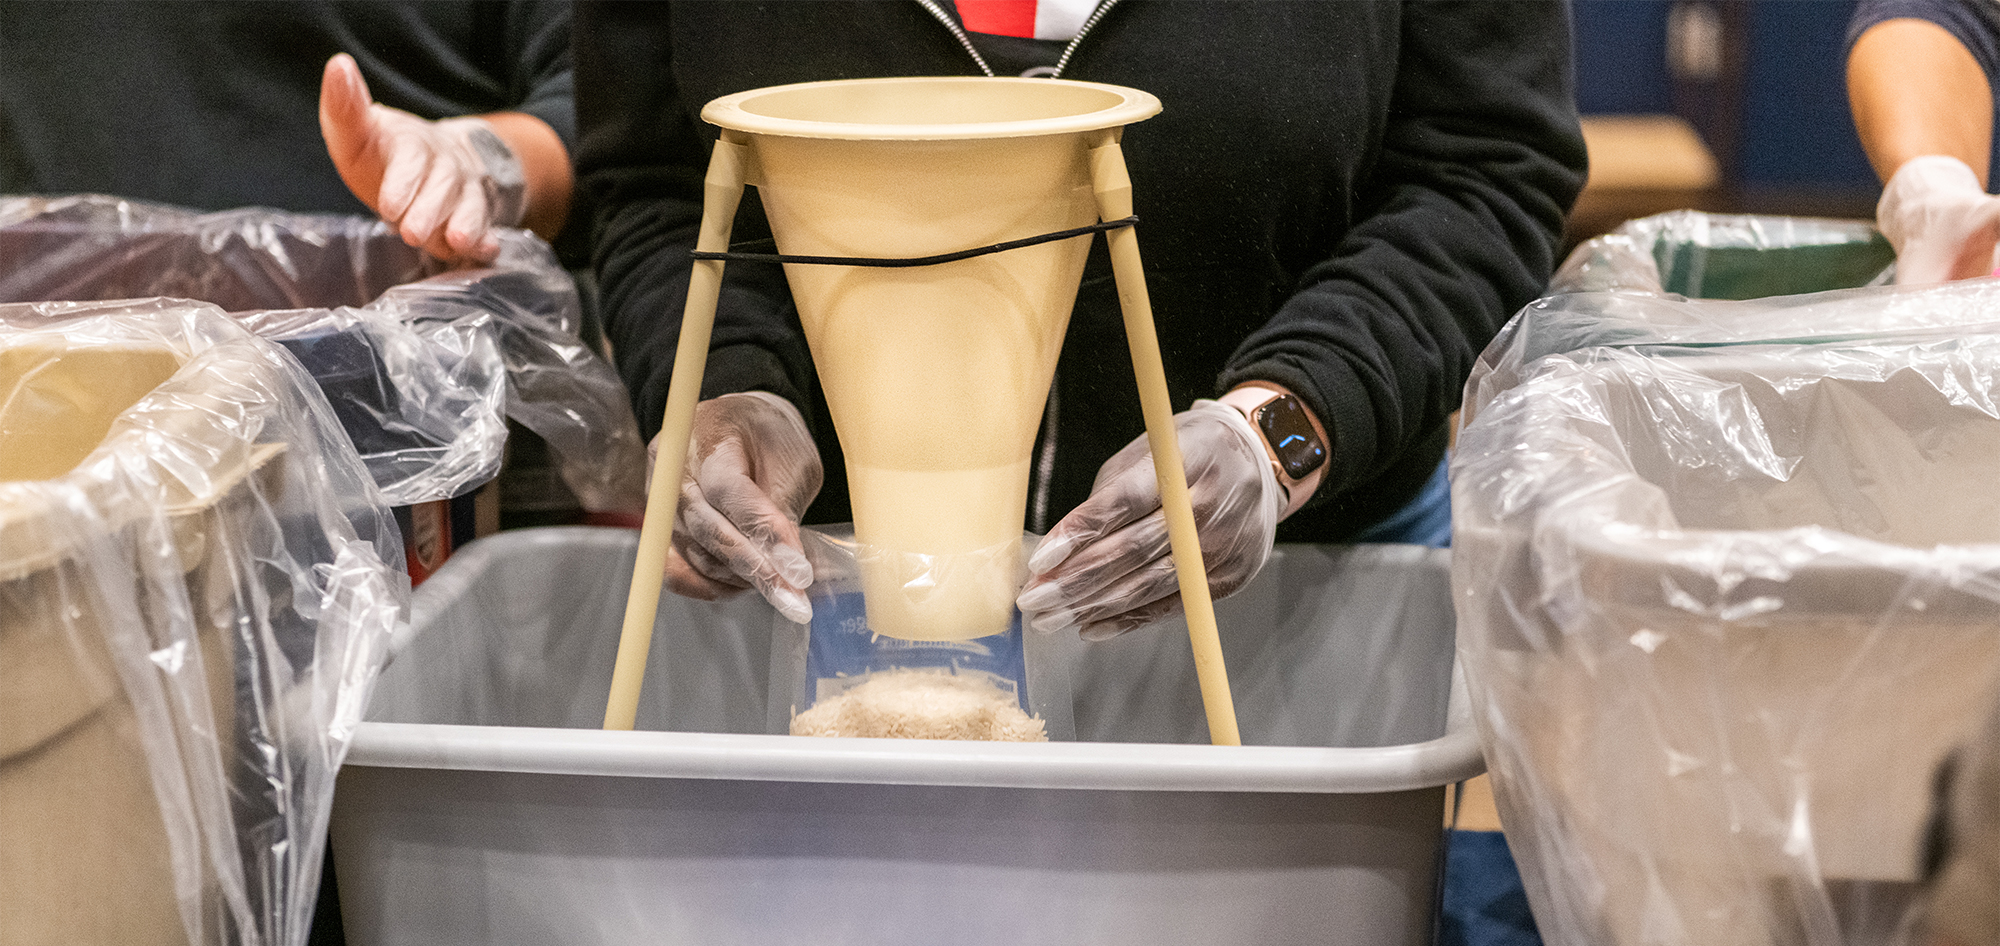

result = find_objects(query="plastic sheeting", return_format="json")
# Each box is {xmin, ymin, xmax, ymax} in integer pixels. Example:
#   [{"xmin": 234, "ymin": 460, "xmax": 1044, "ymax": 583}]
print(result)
[
  {"xmin": 0, "ymin": 194, "xmax": 646, "ymax": 513},
  {"xmin": 1553, "ymin": 209, "xmax": 1896, "ymax": 299},
  {"xmin": 0, "ymin": 299, "xmax": 403, "ymax": 946},
  {"xmin": 1454, "ymin": 268, "xmax": 2000, "ymax": 945}
]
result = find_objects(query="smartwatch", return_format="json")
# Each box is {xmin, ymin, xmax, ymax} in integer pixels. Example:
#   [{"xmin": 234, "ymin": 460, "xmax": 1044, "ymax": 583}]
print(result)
[{"xmin": 1220, "ymin": 385, "xmax": 1328, "ymax": 519}]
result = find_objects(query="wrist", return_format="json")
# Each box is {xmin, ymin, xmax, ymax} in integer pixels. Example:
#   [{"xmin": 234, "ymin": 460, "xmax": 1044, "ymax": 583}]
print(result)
[
  {"xmin": 441, "ymin": 117, "xmax": 529, "ymax": 229},
  {"xmin": 1219, "ymin": 383, "xmax": 1328, "ymax": 519},
  {"xmin": 717, "ymin": 391, "xmax": 811, "ymax": 440},
  {"xmin": 1881, "ymin": 155, "xmax": 1985, "ymax": 236},
  {"xmin": 478, "ymin": 111, "xmax": 574, "ymax": 239}
]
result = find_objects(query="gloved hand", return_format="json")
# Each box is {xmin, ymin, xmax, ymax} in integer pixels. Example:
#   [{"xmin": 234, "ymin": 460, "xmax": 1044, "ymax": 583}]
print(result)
[
  {"xmin": 1877, "ymin": 154, "xmax": 2000, "ymax": 285},
  {"xmin": 318, "ymin": 52, "xmax": 527, "ymax": 264},
  {"xmin": 650, "ymin": 392, "xmax": 823, "ymax": 624},
  {"xmin": 1016, "ymin": 399, "xmax": 1284, "ymax": 640}
]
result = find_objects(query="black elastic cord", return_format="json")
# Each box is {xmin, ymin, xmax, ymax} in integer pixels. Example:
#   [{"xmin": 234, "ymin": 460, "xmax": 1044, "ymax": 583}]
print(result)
[{"xmin": 690, "ymin": 216, "xmax": 1137, "ymax": 268}]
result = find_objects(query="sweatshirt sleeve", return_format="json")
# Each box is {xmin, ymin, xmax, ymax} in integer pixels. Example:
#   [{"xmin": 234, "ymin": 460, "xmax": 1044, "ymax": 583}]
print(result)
[
  {"xmin": 572, "ymin": 0, "xmax": 814, "ymax": 439},
  {"xmin": 1217, "ymin": 0, "xmax": 1586, "ymax": 504},
  {"xmin": 1848, "ymin": 0, "xmax": 2000, "ymax": 84},
  {"xmin": 499, "ymin": 0, "xmax": 578, "ymax": 152}
]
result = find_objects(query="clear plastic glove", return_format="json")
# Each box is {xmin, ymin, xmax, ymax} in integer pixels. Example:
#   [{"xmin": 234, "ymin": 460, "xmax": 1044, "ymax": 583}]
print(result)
[
  {"xmin": 649, "ymin": 392, "xmax": 823, "ymax": 624},
  {"xmin": 1016, "ymin": 399, "xmax": 1284, "ymax": 640},
  {"xmin": 318, "ymin": 52, "xmax": 527, "ymax": 264},
  {"xmin": 1877, "ymin": 155, "xmax": 2000, "ymax": 285}
]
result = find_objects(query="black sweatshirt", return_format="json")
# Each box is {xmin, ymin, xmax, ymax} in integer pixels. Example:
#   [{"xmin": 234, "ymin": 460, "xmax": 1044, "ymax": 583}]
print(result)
[
  {"xmin": 575, "ymin": 0, "xmax": 1587, "ymax": 542},
  {"xmin": 0, "ymin": 0, "xmax": 574, "ymax": 219}
]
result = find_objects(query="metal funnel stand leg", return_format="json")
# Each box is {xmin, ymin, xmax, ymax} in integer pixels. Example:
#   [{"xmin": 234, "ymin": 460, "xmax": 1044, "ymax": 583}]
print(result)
[
  {"xmin": 604, "ymin": 135, "xmax": 751, "ymax": 731},
  {"xmin": 1090, "ymin": 135, "xmax": 1243, "ymax": 747}
]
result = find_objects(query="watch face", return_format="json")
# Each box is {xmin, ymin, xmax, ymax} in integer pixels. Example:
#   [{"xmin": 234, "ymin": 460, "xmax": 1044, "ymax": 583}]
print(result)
[{"xmin": 1256, "ymin": 395, "xmax": 1327, "ymax": 480}]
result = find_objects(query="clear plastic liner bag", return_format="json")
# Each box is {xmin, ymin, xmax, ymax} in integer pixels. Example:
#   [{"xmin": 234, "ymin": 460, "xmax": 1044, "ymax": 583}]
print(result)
[
  {"xmin": 771, "ymin": 527, "xmax": 1076, "ymax": 742},
  {"xmin": 0, "ymin": 194, "xmax": 646, "ymax": 513},
  {"xmin": 0, "ymin": 298, "xmax": 404, "ymax": 946},
  {"xmin": 1452, "ymin": 277, "xmax": 2000, "ymax": 946},
  {"xmin": 1552, "ymin": 209, "xmax": 1896, "ymax": 298},
  {"xmin": 1473, "ymin": 268, "xmax": 2000, "ymax": 405}
]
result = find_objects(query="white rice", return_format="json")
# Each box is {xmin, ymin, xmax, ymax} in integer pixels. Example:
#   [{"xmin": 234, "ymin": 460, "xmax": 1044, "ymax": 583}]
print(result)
[{"xmin": 790, "ymin": 668, "xmax": 1048, "ymax": 742}]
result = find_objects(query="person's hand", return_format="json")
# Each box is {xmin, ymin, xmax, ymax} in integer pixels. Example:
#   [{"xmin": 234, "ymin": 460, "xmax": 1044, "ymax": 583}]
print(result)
[
  {"xmin": 650, "ymin": 392, "xmax": 822, "ymax": 623},
  {"xmin": 1016, "ymin": 399, "xmax": 1284, "ymax": 640},
  {"xmin": 1878, "ymin": 155, "xmax": 2000, "ymax": 285},
  {"xmin": 318, "ymin": 53, "xmax": 527, "ymax": 264}
]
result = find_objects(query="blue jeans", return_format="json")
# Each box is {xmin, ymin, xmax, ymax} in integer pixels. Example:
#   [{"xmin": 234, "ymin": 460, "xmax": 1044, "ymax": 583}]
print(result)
[
  {"xmin": 1441, "ymin": 831, "xmax": 1542, "ymax": 946},
  {"xmin": 1353, "ymin": 455, "xmax": 1452, "ymax": 547}
]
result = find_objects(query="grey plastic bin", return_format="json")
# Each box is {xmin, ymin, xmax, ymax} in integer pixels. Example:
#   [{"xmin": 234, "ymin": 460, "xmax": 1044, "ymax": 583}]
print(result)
[{"xmin": 330, "ymin": 527, "xmax": 1480, "ymax": 946}]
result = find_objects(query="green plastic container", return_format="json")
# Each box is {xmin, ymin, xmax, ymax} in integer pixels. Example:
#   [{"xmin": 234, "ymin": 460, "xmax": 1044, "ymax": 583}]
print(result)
[{"xmin": 1556, "ymin": 210, "xmax": 1895, "ymax": 300}]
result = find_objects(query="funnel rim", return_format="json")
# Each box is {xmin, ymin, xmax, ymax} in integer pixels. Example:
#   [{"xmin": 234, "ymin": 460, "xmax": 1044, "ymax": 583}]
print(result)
[{"xmin": 701, "ymin": 76, "xmax": 1161, "ymax": 141}]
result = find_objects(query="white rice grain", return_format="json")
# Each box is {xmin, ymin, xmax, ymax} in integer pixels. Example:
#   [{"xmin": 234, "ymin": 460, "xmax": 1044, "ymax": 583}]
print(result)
[{"xmin": 790, "ymin": 669, "xmax": 1048, "ymax": 742}]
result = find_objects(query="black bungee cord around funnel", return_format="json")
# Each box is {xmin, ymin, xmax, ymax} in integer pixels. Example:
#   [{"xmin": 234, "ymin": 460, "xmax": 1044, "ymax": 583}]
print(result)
[{"xmin": 691, "ymin": 216, "xmax": 1137, "ymax": 267}]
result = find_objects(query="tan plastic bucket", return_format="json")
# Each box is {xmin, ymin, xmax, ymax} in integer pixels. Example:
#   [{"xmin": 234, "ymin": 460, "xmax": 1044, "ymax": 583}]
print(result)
[
  {"xmin": 701, "ymin": 77, "xmax": 1160, "ymax": 642},
  {"xmin": 0, "ymin": 338, "xmax": 279, "ymax": 946}
]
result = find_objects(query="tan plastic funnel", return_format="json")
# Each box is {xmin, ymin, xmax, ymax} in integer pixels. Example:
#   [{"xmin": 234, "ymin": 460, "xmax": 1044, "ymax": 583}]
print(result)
[{"xmin": 702, "ymin": 78, "xmax": 1161, "ymax": 642}]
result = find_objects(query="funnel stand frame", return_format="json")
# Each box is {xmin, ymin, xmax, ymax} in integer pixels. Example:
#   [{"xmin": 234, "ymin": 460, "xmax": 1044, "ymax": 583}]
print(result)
[
  {"xmin": 604, "ymin": 135, "xmax": 749, "ymax": 731},
  {"xmin": 1089, "ymin": 136, "xmax": 1242, "ymax": 746},
  {"xmin": 606, "ymin": 127, "xmax": 1242, "ymax": 748}
]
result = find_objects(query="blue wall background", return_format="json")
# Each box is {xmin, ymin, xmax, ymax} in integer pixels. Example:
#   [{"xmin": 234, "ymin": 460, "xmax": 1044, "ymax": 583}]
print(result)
[
  {"xmin": 1574, "ymin": 0, "xmax": 1675, "ymax": 114},
  {"xmin": 1573, "ymin": 0, "xmax": 1879, "ymax": 197}
]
